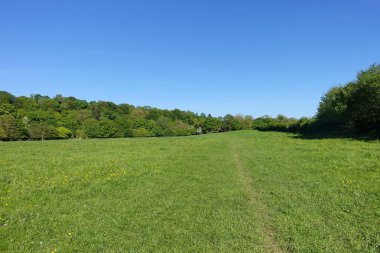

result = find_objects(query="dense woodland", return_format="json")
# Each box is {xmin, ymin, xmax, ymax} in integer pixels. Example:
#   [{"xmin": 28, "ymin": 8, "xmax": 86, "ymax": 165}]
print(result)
[
  {"xmin": 254, "ymin": 64, "xmax": 380, "ymax": 135},
  {"xmin": 0, "ymin": 65, "xmax": 379, "ymax": 140},
  {"xmin": 0, "ymin": 91, "xmax": 254, "ymax": 140}
]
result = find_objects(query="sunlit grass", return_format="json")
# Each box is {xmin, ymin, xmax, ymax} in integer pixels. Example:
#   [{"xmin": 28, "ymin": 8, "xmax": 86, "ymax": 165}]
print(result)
[{"xmin": 1, "ymin": 131, "xmax": 379, "ymax": 252}]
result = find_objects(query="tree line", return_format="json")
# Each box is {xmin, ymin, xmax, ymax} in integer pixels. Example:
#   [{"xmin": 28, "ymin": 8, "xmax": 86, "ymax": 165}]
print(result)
[
  {"xmin": 0, "ymin": 92, "xmax": 254, "ymax": 140},
  {"xmin": 1, "ymin": 64, "xmax": 378, "ymax": 140},
  {"xmin": 253, "ymin": 64, "xmax": 380, "ymax": 135}
]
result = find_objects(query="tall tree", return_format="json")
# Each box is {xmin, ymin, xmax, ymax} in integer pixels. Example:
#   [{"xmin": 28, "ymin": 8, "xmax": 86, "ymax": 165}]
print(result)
[
  {"xmin": 28, "ymin": 122, "xmax": 57, "ymax": 140},
  {"xmin": 0, "ymin": 115, "xmax": 18, "ymax": 140}
]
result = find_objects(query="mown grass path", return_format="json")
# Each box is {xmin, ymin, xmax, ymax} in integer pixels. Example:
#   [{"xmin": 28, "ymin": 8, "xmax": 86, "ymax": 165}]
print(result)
[
  {"xmin": 1, "ymin": 131, "xmax": 379, "ymax": 252},
  {"xmin": 232, "ymin": 141, "xmax": 283, "ymax": 253}
]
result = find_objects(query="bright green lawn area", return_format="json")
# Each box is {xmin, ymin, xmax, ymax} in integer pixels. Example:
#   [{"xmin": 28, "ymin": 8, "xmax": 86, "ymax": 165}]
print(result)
[{"xmin": 1, "ymin": 131, "xmax": 379, "ymax": 252}]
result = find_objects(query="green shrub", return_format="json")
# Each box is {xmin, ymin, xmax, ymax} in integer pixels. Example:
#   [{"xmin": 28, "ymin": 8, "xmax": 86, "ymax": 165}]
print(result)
[
  {"xmin": 56, "ymin": 126, "xmax": 73, "ymax": 139},
  {"xmin": 131, "ymin": 128, "xmax": 152, "ymax": 137},
  {"xmin": 75, "ymin": 129, "xmax": 86, "ymax": 139},
  {"xmin": 28, "ymin": 122, "xmax": 57, "ymax": 140},
  {"xmin": 0, "ymin": 127, "xmax": 6, "ymax": 140}
]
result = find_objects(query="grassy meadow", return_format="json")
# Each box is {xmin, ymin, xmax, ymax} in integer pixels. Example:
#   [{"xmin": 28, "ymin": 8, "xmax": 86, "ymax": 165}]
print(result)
[{"xmin": 0, "ymin": 131, "xmax": 379, "ymax": 252}]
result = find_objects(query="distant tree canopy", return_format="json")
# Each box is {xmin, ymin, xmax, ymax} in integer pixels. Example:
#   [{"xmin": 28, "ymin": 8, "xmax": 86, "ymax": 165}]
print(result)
[
  {"xmin": 316, "ymin": 64, "xmax": 380, "ymax": 133},
  {"xmin": 1, "ymin": 65, "xmax": 378, "ymax": 140},
  {"xmin": 0, "ymin": 91, "xmax": 254, "ymax": 140},
  {"xmin": 253, "ymin": 64, "xmax": 380, "ymax": 135}
]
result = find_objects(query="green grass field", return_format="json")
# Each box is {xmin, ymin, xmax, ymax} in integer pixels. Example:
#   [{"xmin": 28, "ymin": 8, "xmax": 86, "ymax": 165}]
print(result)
[{"xmin": 1, "ymin": 131, "xmax": 379, "ymax": 252}]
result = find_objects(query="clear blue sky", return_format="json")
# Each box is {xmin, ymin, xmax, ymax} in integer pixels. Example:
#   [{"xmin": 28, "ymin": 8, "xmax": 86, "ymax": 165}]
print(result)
[{"xmin": 1, "ymin": 0, "xmax": 379, "ymax": 118}]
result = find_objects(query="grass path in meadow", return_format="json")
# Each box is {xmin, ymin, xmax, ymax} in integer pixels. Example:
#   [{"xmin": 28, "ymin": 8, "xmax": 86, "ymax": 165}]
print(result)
[
  {"xmin": 231, "ymin": 141, "xmax": 283, "ymax": 253},
  {"xmin": 1, "ymin": 131, "xmax": 379, "ymax": 252},
  {"xmin": 232, "ymin": 131, "xmax": 380, "ymax": 252},
  {"xmin": 1, "ymin": 132, "xmax": 270, "ymax": 252}
]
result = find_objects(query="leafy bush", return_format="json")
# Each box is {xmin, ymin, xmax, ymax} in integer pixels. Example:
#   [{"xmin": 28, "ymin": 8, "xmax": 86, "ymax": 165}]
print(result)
[
  {"xmin": 169, "ymin": 120, "xmax": 195, "ymax": 136},
  {"xmin": 28, "ymin": 122, "xmax": 57, "ymax": 140},
  {"xmin": 131, "ymin": 128, "xmax": 153, "ymax": 137},
  {"xmin": 254, "ymin": 64, "xmax": 380, "ymax": 135},
  {"xmin": 349, "ymin": 65, "xmax": 380, "ymax": 132},
  {"xmin": 75, "ymin": 129, "xmax": 86, "ymax": 139},
  {"xmin": 0, "ymin": 115, "xmax": 18, "ymax": 140},
  {"xmin": 0, "ymin": 127, "xmax": 6, "ymax": 140},
  {"xmin": 56, "ymin": 127, "xmax": 73, "ymax": 139},
  {"xmin": 316, "ymin": 64, "xmax": 380, "ymax": 133}
]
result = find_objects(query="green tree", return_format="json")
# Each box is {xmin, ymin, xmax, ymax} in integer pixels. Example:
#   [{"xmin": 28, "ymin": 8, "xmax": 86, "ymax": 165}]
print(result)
[
  {"xmin": 28, "ymin": 122, "xmax": 57, "ymax": 140},
  {"xmin": 0, "ymin": 90, "xmax": 255, "ymax": 140},
  {"xmin": 0, "ymin": 115, "xmax": 18, "ymax": 140},
  {"xmin": 316, "ymin": 85, "xmax": 353, "ymax": 129},
  {"xmin": 83, "ymin": 118, "xmax": 100, "ymax": 138},
  {"xmin": 0, "ymin": 127, "xmax": 6, "ymax": 140},
  {"xmin": 203, "ymin": 116, "xmax": 222, "ymax": 133},
  {"xmin": 243, "ymin": 115, "xmax": 254, "ymax": 130},
  {"xmin": 0, "ymin": 91, "xmax": 17, "ymax": 116},
  {"xmin": 97, "ymin": 119, "xmax": 123, "ymax": 138},
  {"xmin": 315, "ymin": 64, "xmax": 380, "ymax": 133},
  {"xmin": 348, "ymin": 65, "xmax": 380, "ymax": 132},
  {"xmin": 222, "ymin": 114, "xmax": 241, "ymax": 131},
  {"xmin": 169, "ymin": 120, "xmax": 194, "ymax": 136},
  {"xmin": 56, "ymin": 127, "xmax": 73, "ymax": 139},
  {"xmin": 75, "ymin": 129, "xmax": 86, "ymax": 139},
  {"xmin": 131, "ymin": 128, "xmax": 152, "ymax": 137}
]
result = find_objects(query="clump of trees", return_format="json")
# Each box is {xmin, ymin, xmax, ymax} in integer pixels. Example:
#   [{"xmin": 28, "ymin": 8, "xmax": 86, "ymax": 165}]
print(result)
[
  {"xmin": 316, "ymin": 64, "xmax": 380, "ymax": 133},
  {"xmin": 253, "ymin": 115, "xmax": 312, "ymax": 133},
  {"xmin": 0, "ymin": 91, "xmax": 254, "ymax": 141},
  {"xmin": 2, "ymin": 65, "xmax": 377, "ymax": 140},
  {"xmin": 253, "ymin": 64, "xmax": 380, "ymax": 135}
]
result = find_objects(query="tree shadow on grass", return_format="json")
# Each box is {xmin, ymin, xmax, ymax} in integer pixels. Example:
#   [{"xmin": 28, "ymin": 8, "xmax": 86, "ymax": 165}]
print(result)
[{"xmin": 290, "ymin": 131, "xmax": 380, "ymax": 142}]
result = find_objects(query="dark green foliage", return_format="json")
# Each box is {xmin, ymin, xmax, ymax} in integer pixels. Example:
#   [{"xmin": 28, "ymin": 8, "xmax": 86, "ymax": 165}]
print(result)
[
  {"xmin": 168, "ymin": 120, "xmax": 195, "ymax": 136},
  {"xmin": 316, "ymin": 64, "xmax": 380, "ymax": 133},
  {"xmin": 97, "ymin": 119, "xmax": 124, "ymax": 138},
  {"xmin": 0, "ymin": 91, "xmax": 17, "ymax": 116},
  {"xmin": 3, "ymin": 65, "xmax": 376, "ymax": 140},
  {"xmin": 75, "ymin": 129, "xmax": 86, "ymax": 139},
  {"xmin": 222, "ymin": 114, "xmax": 242, "ymax": 131},
  {"xmin": 28, "ymin": 122, "xmax": 57, "ymax": 140},
  {"xmin": 220, "ymin": 114, "xmax": 254, "ymax": 131},
  {"xmin": 82, "ymin": 118, "xmax": 100, "ymax": 138},
  {"xmin": 254, "ymin": 115, "xmax": 301, "ymax": 133},
  {"xmin": 0, "ymin": 115, "xmax": 19, "ymax": 140},
  {"xmin": 349, "ymin": 65, "xmax": 380, "ymax": 132},
  {"xmin": 202, "ymin": 115, "xmax": 223, "ymax": 133},
  {"xmin": 0, "ymin": 91, "xmax": 253, "ymax": 140},
  {"xmin": 316, "ymin": 85, "xmax": 352, "ymax": 127},
  {"xmin": 254, "ymin": 64, "xmax": 380, "ymax": 135},
  {"xmin": 0, "ymin": 127, "xmax": 6, "ymax": 139}
]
